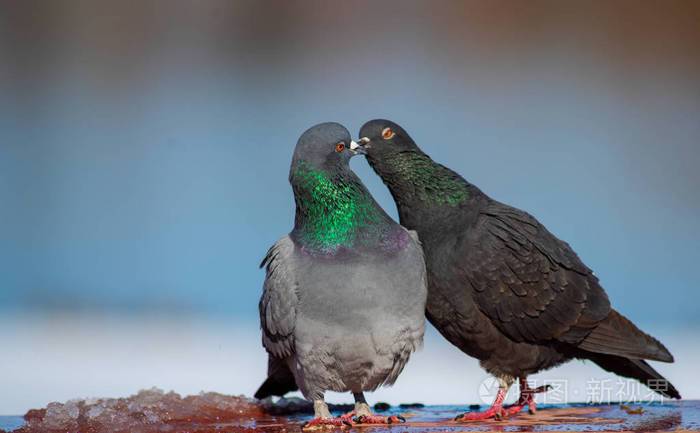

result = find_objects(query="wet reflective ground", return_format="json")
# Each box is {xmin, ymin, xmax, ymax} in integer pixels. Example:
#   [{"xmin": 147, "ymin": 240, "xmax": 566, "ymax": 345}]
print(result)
[{"xmin": 3, "ymin": 400, "xmax": 699, "ymax": 433}]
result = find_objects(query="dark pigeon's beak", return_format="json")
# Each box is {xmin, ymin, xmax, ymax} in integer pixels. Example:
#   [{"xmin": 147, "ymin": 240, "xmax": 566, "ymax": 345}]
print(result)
[
  {"xmin": 349, "ymin": 140, "xmax": 367, "ymax": 155},
  {"xmin": 351, "ymin": 137, "xmax": 371, "ymax": 155}
]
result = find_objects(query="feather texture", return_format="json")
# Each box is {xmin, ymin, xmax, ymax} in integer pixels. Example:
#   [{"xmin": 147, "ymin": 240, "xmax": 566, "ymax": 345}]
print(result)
[{"xmin": 465, "ymin": 201, "xmax": 611, "ymax": 344}]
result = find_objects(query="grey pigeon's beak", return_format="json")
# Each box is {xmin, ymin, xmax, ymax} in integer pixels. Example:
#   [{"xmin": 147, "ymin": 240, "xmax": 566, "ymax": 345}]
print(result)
[
  {"xmin": 349, "ymin": 140, "xmax": 367, "ymax": 155},
  {"xmin": 358, "ymin": 137, "xmax": 371, "ymax": 149}
]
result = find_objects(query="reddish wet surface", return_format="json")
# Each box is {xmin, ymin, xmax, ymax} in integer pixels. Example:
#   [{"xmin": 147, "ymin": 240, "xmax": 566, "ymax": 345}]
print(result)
[{"xmin": 1, "ymin": 390, "xmax": 698, "ymax": 433}]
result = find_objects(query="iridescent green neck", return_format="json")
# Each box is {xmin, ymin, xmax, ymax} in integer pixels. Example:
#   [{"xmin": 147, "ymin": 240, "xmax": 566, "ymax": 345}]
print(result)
[
  {"xmin": 291, "ymin": 162, "xmax": 388, "ymax": 252},
  {"xmin": 383, "ymin": 152, "xmax": 469, "ymax": 206}
]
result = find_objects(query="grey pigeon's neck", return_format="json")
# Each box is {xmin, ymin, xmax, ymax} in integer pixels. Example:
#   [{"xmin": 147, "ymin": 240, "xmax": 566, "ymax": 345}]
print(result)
[{"xmin": 289, "ymin": 161, "xmax": 396, "ymax": 254}]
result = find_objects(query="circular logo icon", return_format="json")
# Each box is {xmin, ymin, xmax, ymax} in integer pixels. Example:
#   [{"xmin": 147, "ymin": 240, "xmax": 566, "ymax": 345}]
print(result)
[{"xmin": 477, "ymin": 376, "xmax": 502, "ymax": 404}]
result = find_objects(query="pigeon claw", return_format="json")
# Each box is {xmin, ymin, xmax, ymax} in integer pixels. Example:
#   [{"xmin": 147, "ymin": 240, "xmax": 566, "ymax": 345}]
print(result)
[
  {"xmin": 353, "ymin": 414, "xmax": 405, "ymax": 424},
  {"xmin": 388, "ymin": 415, "xmax": 406, "ymax": 424},
  {"xmin": 302, "ymin": 417, "xmax": 352, "ymax": 430},
  {"xmin": 509, "ymin": 380, "xmax": 551, "ymax": 416},
  {"xmin": 454, "ymin": 406, "xmax": 507, "ymax": 422}
]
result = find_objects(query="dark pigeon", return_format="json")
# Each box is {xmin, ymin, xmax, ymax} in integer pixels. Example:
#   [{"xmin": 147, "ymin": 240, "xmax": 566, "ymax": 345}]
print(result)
[
  {"xmin": 254, "ymin": 122, "xmax": 427, "ymax": 427},
  {"xmin": 357, "ymin": 119, "xmax": 679, "ymax": 420}
]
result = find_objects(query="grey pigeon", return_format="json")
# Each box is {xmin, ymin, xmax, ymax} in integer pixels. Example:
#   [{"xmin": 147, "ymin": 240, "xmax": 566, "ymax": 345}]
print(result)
[
  {"xmin": 255, "ymin": 122, "xmax": 427, "ymax": 427},
  {"xmin": 357, "ymin": 119, "xmax": 679, "ymax": 420}
]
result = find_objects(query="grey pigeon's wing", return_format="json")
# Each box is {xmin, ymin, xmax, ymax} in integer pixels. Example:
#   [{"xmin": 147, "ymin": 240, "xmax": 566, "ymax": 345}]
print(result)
[
  {"xmin": 259, "ymin": 236, "xmax": 298, "ymax": 358},
  {"xmin": 464, "ymin": 201, "xmax": 611, "ymax": 344}
]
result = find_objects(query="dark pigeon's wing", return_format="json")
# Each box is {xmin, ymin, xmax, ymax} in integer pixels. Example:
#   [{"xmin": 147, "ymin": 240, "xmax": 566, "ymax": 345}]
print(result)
[
  {"xmin": 464, "ymin": 201, "xmax": 611, "ymax": 344},
  {"xmin": 259, "ymin": 236, "xmax": 298, "ymax": 358}
]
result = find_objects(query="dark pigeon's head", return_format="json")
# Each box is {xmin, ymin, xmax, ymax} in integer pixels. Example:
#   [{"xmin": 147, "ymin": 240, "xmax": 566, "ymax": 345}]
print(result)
[
  {"xmin": 357, "ymin": 119, "xmax": 421, "ymax": 164},
  {"xmin": 291, "ymin": 122, "xmax": 364, "ymax": 176}
]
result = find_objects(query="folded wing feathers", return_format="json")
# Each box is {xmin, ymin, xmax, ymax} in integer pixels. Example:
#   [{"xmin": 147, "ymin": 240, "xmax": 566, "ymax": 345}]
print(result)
[{"xmin": 580, "ymin": 310, "xmax": 674, "ymax": 362}]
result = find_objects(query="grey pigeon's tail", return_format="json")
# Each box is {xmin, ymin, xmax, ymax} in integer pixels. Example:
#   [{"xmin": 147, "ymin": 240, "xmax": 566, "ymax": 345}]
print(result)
[
  {"xmin": 578, "ymin": 310, "xmax": 674, "ymax": 362},
  {"xmin": 590, "ymin": 354, "xmax": 681, "ymax": 399},
  {"xmin": 254, "ymin": 359, "xmax": 298, "ymax": 399}
]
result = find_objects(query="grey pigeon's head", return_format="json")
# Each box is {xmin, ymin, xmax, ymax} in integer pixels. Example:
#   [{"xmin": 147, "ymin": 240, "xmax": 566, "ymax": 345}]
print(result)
[
  {"xmin": 357, "ymin": 119, "xmax": 422, "ymax": 164},
  {"xmin": 289, "ymin": 122, "xmax": 394, "ymax": 253},
  {"xmin": 291, "ymin": 122, "xmax": 364, "ymax": 176}
]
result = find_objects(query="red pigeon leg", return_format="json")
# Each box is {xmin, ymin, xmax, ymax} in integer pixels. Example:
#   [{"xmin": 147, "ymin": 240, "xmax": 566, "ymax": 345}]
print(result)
[
  {"xmin": 503, "ymin": 378, "xmax": 552, "ymax": 416},
  {"xmin": 454, "ymin": 382, "xmax": 509, "ymax": 422}
]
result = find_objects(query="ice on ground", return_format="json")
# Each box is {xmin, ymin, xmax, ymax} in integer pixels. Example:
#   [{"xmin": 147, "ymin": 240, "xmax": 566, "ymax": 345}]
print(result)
[{"xmin": 11, "ymin": 388, "xmax": 263, "ymax": 433}]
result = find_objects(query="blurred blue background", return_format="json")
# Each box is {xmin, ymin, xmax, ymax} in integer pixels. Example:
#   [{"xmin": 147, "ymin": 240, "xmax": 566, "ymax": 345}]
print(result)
[{"xmin": 1, "ymin": 0, "xmax": 698, "ymax": 415}]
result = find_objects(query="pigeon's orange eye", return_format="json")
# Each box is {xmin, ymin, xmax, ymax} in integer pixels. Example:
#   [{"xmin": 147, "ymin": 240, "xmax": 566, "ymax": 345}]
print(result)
[
  {"xmin": 335, "ymin": 142, "xmax": 345, "ymax": 152},
  {"xmin": 382, "ymin": 127, "xmax": 395, "ymax": 140}
]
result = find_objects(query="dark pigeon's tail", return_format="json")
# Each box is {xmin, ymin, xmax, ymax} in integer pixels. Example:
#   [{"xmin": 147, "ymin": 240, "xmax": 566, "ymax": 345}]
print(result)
[
  {"xmin": 254, "ymin": 359, "xmax": 298, "ymax": 399},
  {"xmin": 576, "ymin": 309, "xmax": 680, "ymax": 399},
  {"xmin": 578, "ymin": 310, "xmax": 674, "ymax": 362},
  {"xmin": 590, "ymin": 354, "xmax": 681, "ymax": 399}
]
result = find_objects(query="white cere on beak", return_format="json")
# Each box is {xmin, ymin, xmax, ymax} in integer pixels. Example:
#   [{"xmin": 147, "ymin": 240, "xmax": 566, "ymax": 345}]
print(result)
[
  {"xmin": 350, "ymin": 140, "xmax": 360, "ymax": 150},
  {"xmin": 359, "ymin": 137, "xmax": 370, "ymax": 144}
]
